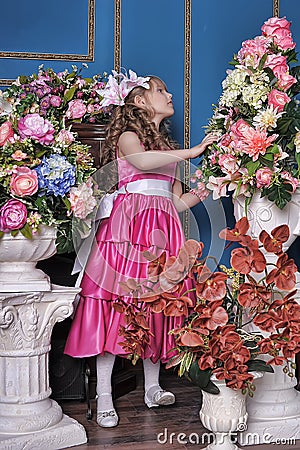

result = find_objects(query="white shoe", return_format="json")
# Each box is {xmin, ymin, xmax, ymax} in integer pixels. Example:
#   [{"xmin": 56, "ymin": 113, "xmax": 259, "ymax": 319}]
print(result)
[
  {"xmin": 96, "ymin": 409, "xmax": 119, "ymax": 428},
  {"xmin": 144, "ymin": 385, "xmax": 175, "ymax": 408}
]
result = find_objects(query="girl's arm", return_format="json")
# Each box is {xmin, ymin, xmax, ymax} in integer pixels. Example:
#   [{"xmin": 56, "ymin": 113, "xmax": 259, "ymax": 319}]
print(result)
[
  {"xmin": 118, "ymin": 131, "xmax": 217, "ymax": 171},
  {"xmin": 172, "ymin": 166, "xmax": 203, "ymax": 212}
]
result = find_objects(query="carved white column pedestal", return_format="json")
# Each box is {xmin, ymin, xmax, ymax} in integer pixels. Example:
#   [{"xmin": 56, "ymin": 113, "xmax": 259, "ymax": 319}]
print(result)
[
  {"xmin": 239, "ymin": 368, "xmax": 300, "ymax": 446},
  {"xmin": 0, "ymin": 285, "xmax": 87, "ymax": 450},
  {"xmin": 234, "ymin": 191, "xmax": 300, "ymax": 446}
]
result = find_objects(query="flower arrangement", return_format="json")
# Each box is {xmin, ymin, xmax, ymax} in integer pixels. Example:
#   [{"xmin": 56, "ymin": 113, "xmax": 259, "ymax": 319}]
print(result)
[
  {"xmin": 196, "ymin": 17, "xmax": 300, "ymax": 209},
  {"xmin": 114, "ymin": 217, "xmax": 300, "ymax": 395},
  {"xmin": 2, "ymin": 64, "xmax": 110, "ymax": 125},
  {"xmin": 0, "ymin": 64, "xmax": 108, "ymax": 253}
]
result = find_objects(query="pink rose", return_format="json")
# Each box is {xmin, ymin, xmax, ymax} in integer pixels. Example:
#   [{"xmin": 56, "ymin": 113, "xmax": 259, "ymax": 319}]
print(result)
[
  {"xmin": 18, "ymin": 113, "xmax": 55, "ymax": 145},
  {"xmin": 230, "ymin": 119, "xmax": 252, "ymax": 140},
  {"xmin": 261, "ymin": 17, "xmax": 295, "ymax": 50},
  {"xmin": 255, "ymin": 167, "xmax": 273, "ymax": 188},
  {"xmin": 0, "ymin": 199, "xmax": 28, "ymax": 231},
  {"xmin": 10, "ymin": 166, "xmax": 38, "ymax": 197},
  {"xmin": 0, "ymin": 121, "xmax": 14, "ymax": 146},
  {"xmin": 66, "ymin": 99, "xmax": 87, "ymax": 120},
  {"xmin": 277, "ymin": 73, "xmax": 297, "ymax": 91},
  {"xmin": 265, "ymin": 54, "xmax": 289, "ymax": 79},
  {"xmin": 57, "ymin": 129, "xmax": 75, "ymax": 146},
  {"xmin": 267, "ymin": 89, "xmax": 291, "ymax": 112}
]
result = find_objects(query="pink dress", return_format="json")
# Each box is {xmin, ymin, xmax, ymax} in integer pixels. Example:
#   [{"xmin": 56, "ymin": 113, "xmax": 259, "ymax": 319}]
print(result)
[{"xmin": 64, "ymin": 153, "xmax": 194, "ymax": 363}]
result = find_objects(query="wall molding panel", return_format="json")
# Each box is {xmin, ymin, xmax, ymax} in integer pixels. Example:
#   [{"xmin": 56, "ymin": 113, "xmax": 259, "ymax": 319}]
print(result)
[
  {"xmin": 114, "ymin": 0, "xmax": 121, "ymax": 72},
  {"xmin": 273, "ymin": 0, "xmax": 280, "ymax": 16},
  {"xmin": 0, "ymin": 0, "xmax": 95, "ymax": 62},
  {"xmin": 183, "ymin": 0, "xmax": 192, "ymax": 238}
]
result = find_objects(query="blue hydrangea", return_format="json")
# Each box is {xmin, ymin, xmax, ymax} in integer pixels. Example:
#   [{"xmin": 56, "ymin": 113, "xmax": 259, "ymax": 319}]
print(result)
[{"xmin": 35, "ymin": 154, "xmax": 76, "ymax": 196}]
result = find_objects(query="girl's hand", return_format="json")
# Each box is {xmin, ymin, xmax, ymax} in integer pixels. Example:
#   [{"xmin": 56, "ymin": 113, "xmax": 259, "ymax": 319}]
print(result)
[{"xmin": 190, "ymin": 132, "xmax": 219, "ymax": 159}]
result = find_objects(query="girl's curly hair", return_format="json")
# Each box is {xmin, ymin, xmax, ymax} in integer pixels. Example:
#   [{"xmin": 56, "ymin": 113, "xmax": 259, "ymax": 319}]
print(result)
[{"xmin": 100, "ymin": 77, "xmax": 178, "ymax": 172}]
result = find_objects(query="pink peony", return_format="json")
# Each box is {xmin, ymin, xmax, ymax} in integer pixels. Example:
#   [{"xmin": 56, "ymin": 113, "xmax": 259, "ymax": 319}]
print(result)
[
  {"xmin": 256, "ymin": 167, "xmax": 273, "ymax": 188},
  {"xmin": 240, "ymin": 127, "xmax": 278, "ymax": 161},
  {"xmin": 237, "ymin": 36, "xmax": 270, "ymax": 68},
  {"xmin": 57, "ymin": 129, "xmax": 75, "ymax": 146},
  {"xmin": 68, "ymin": 179, "xmax": 97, "ymax": 219},
  {"xmin": 0, "ymin": 199, "xmax": 28, "ymax": 231},
  {"xmin": 18, "ymin": 113, "xmax": 55, "ymax": 145},
  {"xmin": 261, "ymin": 17, "xmax": 295, "ymax": 50},
  {"xmin": 0, "ymin": 121, "xmax": 14, "ymax": 146},
  {"xmin": 50, "ymin": 95, "xmax": 62, "ymax": 107},
  {"xmin": 267, "ymin": 89, "xmax": 291, "ymax": 112},
  {"xmin": 10, "ymin": 166, "xmax": 38, "ymax": 197},
  {"xmin": 65, "ymin": 99, "xmax": 87, "ymax": 119}
]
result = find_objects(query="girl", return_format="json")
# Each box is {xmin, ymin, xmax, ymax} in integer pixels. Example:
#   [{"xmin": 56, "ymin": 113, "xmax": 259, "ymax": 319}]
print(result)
[{"xmin": 64, "ymin": 70, "xmax": 217, "ymax": 428}]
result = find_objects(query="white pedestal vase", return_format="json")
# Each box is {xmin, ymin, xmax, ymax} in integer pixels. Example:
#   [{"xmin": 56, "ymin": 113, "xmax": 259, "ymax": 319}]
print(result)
[
  {"xmin": 0, "ymin": 228, "xmax": 87, "ymax": 449},
  {"xmin": 233, "ymin": 190, "xmax": 300, "ymax": 253},
  {"xmin": 199, "ymin": 377, "xmax": 251, "ymax": 450},
  {"xmin": 233, "ymin": 191, "xmax": 300, "ymax": 445},
  {"xmin": 0, "ymin": 225, "xmax": 57, "ymax": 292}
]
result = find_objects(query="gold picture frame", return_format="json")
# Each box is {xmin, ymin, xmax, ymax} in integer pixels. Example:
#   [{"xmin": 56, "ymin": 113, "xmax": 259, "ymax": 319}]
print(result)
[{"xmin": 0, "ymin": 0, "xmax": 94, "ymax": 62}]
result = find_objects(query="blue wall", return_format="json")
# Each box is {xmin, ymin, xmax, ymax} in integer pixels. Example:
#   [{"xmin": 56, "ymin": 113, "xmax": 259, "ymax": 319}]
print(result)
[{"xmin": 1, "ymin": 0, "xmax": 299, "ymax": 266}]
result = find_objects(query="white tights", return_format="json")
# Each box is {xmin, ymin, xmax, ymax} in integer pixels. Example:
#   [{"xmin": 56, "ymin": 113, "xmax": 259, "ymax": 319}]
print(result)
[{"xmin": 96, "ymin": 353, "xmax": 161, "ymax": 411}]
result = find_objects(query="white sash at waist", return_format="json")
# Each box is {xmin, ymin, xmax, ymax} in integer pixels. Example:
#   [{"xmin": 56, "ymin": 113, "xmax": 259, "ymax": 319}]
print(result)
[
  {"xmin": 72, "ymin": 179, "xmax": 173, "ymax": 276},
  {"xmin": 96, "ymin": 179, "xmax": 173, "ymax": 221}
]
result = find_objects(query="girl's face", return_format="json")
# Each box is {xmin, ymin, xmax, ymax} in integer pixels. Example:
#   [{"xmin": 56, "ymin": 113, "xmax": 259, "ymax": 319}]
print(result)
[{"xmin": 146, "ymin": 79, "xmax": 174, "ymax": 124}]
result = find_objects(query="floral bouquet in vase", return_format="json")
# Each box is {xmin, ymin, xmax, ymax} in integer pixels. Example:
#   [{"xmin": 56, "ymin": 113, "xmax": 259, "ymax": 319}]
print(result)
[
  {"xmin": 196, "ymin": 17, "xmax": 300, "ymax": 210},
  {"xmin": 0, "ymin": 65, "xmax": 110, "ymax": 253},
  {"xmin": 113, "ymin": 217, "xmax": 300, "ymax": 395}
]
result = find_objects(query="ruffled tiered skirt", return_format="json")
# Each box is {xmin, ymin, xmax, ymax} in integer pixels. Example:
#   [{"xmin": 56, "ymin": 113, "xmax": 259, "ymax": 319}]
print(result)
[{"xmin": 64, "ymin": 192, "xmax": 194, "ymax": 363}]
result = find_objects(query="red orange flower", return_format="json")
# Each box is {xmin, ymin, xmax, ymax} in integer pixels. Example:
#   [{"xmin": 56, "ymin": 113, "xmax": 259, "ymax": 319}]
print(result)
[
  {"xmin": 238, "ymin": 282, "xmax": 272, "ymax": 308},
  {"xmin": 231, "ymin": 246, "xmax": 266, "ymax": 274},
  {"xmin": 266, "ymin": 253, "xmax": 297, "ymax": 290},
  {"xmin": 196, "ymin": 266, "xmax": 228, "ymax": 301},
  {"xmin": 259, "ymin": 224, "xmax": 289, "ymax": 254}
]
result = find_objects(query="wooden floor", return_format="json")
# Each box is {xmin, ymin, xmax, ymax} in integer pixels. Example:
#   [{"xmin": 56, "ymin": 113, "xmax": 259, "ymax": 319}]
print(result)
[{"xmin": 59, "ymin": 366, "xmax": 300, "ymax": 450}]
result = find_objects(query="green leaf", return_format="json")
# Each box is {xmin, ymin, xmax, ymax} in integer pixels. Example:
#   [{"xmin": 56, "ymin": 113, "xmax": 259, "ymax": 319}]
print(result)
[
  {"xmin": 0, "ymin": 231, "xmax": 4, "ymax": 239},
  {"xmin": 64, "ymin": 86, "xmax": 77, "ymax": 103},
  {"xmin": 258, "ymin": 53, "xmax": 268, "ymax": 71},
  {"xmin": 19, "ymin": 223, "xmax": 33, "ymax": 239},
  {"xmin": 62, "ymin": 196, "xmax": 71, "ymax": 210},
  {"xmin": 265, "ymin": 183, "xmax": 293, "ymax": 209},
  {"xmin": 188, "ymin": 361, "xmax": 212, "ymax": 389},
  {"xmin": 246, "ymin": 160, "xmax": 260, "ymax": 176},
  {"xmin": 247, "ymin": 359, "xmax": 274, "ymax": 373},
  {"xmin": 296, "ymin": 152, "xmax": 300, "ymax": 175},
  {"xmin": 201, "ymin": 380, "xmax": 220, "ymax": 395}
]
